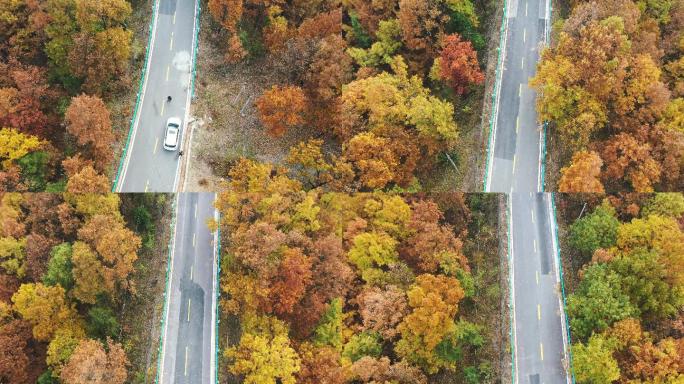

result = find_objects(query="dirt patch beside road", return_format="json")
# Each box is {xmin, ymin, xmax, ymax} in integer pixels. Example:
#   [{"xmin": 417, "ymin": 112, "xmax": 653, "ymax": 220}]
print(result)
[{"xmin": 185, "ymin": 12, "xmax": 314, "ymax": 191}]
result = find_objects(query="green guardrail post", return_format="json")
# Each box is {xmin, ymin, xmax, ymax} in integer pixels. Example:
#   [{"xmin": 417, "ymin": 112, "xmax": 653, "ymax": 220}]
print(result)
[
  {"xmin": 539, "ymin": 0, "xmax": 552, "ymax": 191},
  {"xmin": 190, "ymin": 0, "xmax": 201, "ymax": 99},
  {"xmin": 482, "ymin": 0, "xmax": 510, "ymax": 191},
  {"xmin": 215, "ymin": 211, "xmax": 221, "ymax": 384},
  {"xmin": 540, "ymin": 123, "xmax": 547, "ymax": 190},
  {"xmin": 550, "ymin": 193, "xmax": 576, "ymax": 384}
]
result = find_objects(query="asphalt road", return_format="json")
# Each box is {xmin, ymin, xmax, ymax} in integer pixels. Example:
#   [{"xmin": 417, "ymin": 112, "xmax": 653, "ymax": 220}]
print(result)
[
  {"xmin": 483, "ymin": 0, "xmax": 571, "ymax": 381},
  {"xmin": 486, "ymin": 0, "xmax": 548, "ymax": 193},
  {"xmin": 509, "ymin": 193, "xmax": 569, "ymax": 384},
  {"xmin": 159, "ymin": 193, "xmax": 218, "ymax": 384},
  {"xmin": 116, "ymin": 0, "xmax": 198, "ymax": 192}
]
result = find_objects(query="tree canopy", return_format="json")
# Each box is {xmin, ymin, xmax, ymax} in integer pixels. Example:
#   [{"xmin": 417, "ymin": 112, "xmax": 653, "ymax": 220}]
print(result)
[
  {"xmin": 563, "ymin": 193, "xmax": 684, "ymax": 383},
  {"xmin": 0, "ymin": 0, "xmax": 134, "ymax": 192},
  {"xmin": 0, "ymin": 192, "xmax": 149, "ymax": 382},
  {"xmin": 533, "ymin": 0, "xmax": 684, "ymax": 192},
  {"xmin": 216, "ymin": 168, "xmax": 498, "ymax": 380}
]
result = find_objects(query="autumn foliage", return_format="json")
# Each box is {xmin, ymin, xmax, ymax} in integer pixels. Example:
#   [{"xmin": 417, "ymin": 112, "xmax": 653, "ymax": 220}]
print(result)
[
  {"xmin": 60, "ymin": 338, "xmax": 128, "ymax": 384},
  {"xmin": 559, "ymin": 151, "xmax": 605, "ymax": 193},
  {"xmin": 562, "ymin": 193, "xmax": 684, "ymax": 383},
  {"xmin": 216, "ymin": 161, "xmax": 501, "ymax": 380},
  {"xmin": 0, "ymin": 318, "xmax": 33, "ymax": 384},
  {"xmin": 205, "ymin": 0, "xmax": 486, "ymax": 191},
  {"xmin": 65, "ymin": 95, "xmax": 115, "ymax": 173},
  {"xmin": 0, "ymin": 0, "xmax": 136, "ymax": 191},
  {"xmin": 256, "ymin": 85, "xmax": 307, "ymax": 137},
  {"xmin": 532, "ymin": 0, "xmax": 684, "ymax": 191},
  {"xmin": 0, "ymin": 192, "xmax": 145, "ymax": 382},
  {"xmin": 438, "ymin": 34, "xmax": 485, "ymax": 94}
]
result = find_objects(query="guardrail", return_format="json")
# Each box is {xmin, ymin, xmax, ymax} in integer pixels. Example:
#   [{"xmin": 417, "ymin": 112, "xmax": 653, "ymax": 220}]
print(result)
[
  {"xmin": 191, "ymin": 0, "xmax": 201, "ymax": 99},
  {"xmin": 550, "ymin": 193, "xmax": 576, "ymax": 383},
  {"xmin": 482, "ymin": 0, "xmax": 511, "ymax": 191},
  {"xmin": 483, "ymin": 0, "xmax": 554, "ymax": 192},
  {"xmin": 215, "ymin": 209, "xmax": 221, "ymax": 384},
  {"xmin": 539, "ymin": 0, "xmax": 552, "ymax": 191}
]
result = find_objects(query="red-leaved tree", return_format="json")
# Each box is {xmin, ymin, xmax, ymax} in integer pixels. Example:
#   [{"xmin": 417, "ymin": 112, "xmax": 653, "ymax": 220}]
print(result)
[{"xmin": 439, "ymin": 34, "xmax": 484, "ymax": 95}]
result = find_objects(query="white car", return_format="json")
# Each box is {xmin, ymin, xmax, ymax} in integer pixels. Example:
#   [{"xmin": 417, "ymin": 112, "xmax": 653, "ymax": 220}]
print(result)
[{"xmin": 163, "ymin": 117, "xmax": 182, "ymax": 151}]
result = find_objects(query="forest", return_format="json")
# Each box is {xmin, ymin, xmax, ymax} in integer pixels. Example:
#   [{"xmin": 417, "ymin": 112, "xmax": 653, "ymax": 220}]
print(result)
[
  {"xmin": 215, "ymin": 160, "xmax": 506, "ymax": 383},
  {"xmin": 201, "ymin": 0, "xmax": 491, "ymax": 191},
  {"xmin": 557, "ymin": 193, "xmax": 684, "ymax": 382},
  {"xmin": 534, "ymin": 0, "xmax": 684, "ymax": 192},
  {"xmin": 0, "ymin": 0, "xmax": 145, "ymax": 192},
  {"xmin": 0, "ymin": 192, "xmax": 170, "ymax": 384}
]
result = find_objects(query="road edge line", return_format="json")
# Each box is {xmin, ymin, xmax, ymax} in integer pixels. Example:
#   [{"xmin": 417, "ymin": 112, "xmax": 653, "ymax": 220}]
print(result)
[
  {"xmin": 113, "ymin": 0, "xmax": 161, "ymax": 192},
  {"xmin": 483, "ymin": 0, "xmax": 511, "ymax": 191},
  {"xmin": 155, "ymin": 193, "xmax": 180, "ymax": 384},
  {"xmin": 548, "ymin": 193, "xmax": 575, "ymax": 384},
  {"xmin": 212, "ymin": 195, "xmax": 220, "ymax": 384}
]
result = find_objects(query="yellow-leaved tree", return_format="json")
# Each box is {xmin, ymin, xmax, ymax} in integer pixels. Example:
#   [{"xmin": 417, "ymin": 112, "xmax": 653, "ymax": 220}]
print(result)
[
  {"xmin": 11, "ymin": 283, "xmax": 79, "ymax": 342},
  {"xmin": 226, "ymin": 315, "xmax": 301, "ymax": 384},
  {"xmin": 0, "ymin": 127, "xmax": 43, "ymax": 169}
]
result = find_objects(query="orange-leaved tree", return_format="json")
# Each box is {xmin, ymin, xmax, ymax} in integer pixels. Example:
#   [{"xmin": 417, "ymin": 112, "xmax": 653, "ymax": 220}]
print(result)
[
  {"xmin": 559, "ymin": 151, "xmax": 605, "ymax": 193},
  {"xmin": 256, "ymin": 85, "xmax": 307, "ymax": 137},
  {"xmin": 60, "ymin": 338, "xmax": 128, "ymax": 384},
  {"xmin": 438, "ymin": 34, "xmax": 484, "ymax": 95},
  {"xmin": 64, "ymin": 95, "xmax": 115, "ymax": 173}
]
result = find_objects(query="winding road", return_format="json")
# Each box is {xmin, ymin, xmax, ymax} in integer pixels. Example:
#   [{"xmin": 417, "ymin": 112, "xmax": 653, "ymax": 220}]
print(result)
[
  {"xmin": 485, "ymin": 0, "xmax": 548, "ymax": 192},
  {"xmin": 113, "ymin": 2, "xmax": 218, "ymax": 383},
  {"xmin": 114, "ymin": 0, "xmax": 198, "ymax": 192},
  {"xmin": 509, "ymin": 193, "xmax": 570, "ymax": 384},
  {"xmin": 485, "ymin": 0, "xmax": 572, "ymax": 381},
  {"xmin": 158, "ymin": 193, "xmax": 218, "ymax": 384}
]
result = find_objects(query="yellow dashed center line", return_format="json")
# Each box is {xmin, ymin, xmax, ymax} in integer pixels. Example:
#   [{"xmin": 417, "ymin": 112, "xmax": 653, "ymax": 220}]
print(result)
[
  {"xmin": 192, "ymin": 233, "xmax": 196, "ymax": 247},
  {"xmin": 537, "ymin": 304, "xmax": 541, "ymax": 320},
  {"xmin": 523, "ymin": 28, "xmax": 526, "ymax": 43},
  {"xmin": 531, "ymin": 209, "xmax": 535, "ymax": 223},
  {"xmin": 166, "ymin": 66, "xmax": 170, "ymax": 81},
  {"xmin": 145, "ymin": 180, "xmax": 150, "ymax": 192},
  {"xmin": 184, "ymin": 346, "xmax": 189, "ymax": 375},
  {"xmin": 521, "ymin": 57, "xmax": 525, "ymax": 69},
  {"xmin": 512, "ymin": 154, "xmax": 517, "ymax": 172},
  {"xmin": 536, "ymin": 270, "xmax": 540, "ymax": 285},
  {"xmin": 533, "ymin": 239, "xmax": 537, "ymax": 252},
  {"xmin": 516, "ymin": 116, "xmax": 520, "ymax": 134},
  {"xmin": 525, "ymin": 2, "xmax": 528, "ymax": 16},
  {"xmin": 540, "ymin": 343, "xmax": 544, "ymax": 360},
  {"xmin": 170, "ymin": 32, "xmax": 174, "ymax": 51},
  {"xmin": 173, "ymin": 11, "xmax": 176, "ymax": 24},
  {"xmin": 187, "ymin": 299, "xmax": 191, "ymax": 322},
  {"xmin": 154, "ymin": 137, "xmax": 159, "ymax": 154},
  {"xmin": 160, "ymin": 99, "xmax": 166, "ymax": 116}
]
